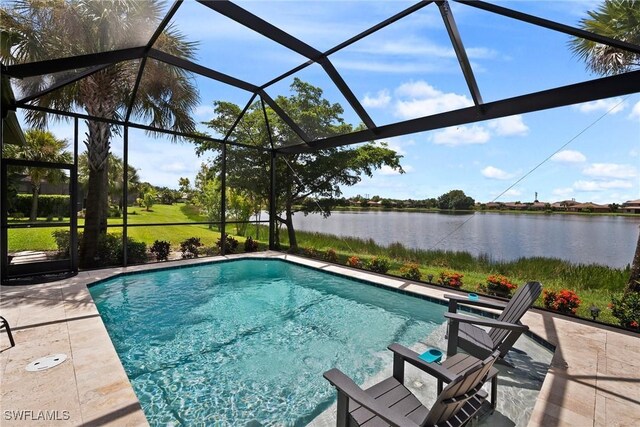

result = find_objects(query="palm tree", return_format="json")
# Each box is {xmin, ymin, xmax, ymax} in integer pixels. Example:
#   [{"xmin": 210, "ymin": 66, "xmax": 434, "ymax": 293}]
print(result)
[
  {"xmin": 1, "ymin": 0, "xmax": 199, "ymax": 267},
  {"xmin": 3, "ymin": 129, "xmax": 72, "ymax": 221},
  {"xmin": 571, "ymin": 0, "xmax": 640, "ymax": 292},
  {"xmin": 570, "ymin": 0, "xmax": 640, "ymax": 75},
  {"xmin": 78, "ymin": 153, "xmax": 141, "ymax": 211}
]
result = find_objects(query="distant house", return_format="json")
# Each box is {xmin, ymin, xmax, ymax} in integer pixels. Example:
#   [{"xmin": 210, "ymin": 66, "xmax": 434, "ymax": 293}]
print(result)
[
  {"xmin": 529, "ymin": 201, "xmax": 548, "ymax": 210},
  {"xmin": 503, "ymin": 202, "xmax": 527, "ymax": 210},
  {"xmin": 569, "ymin": 202, "xmax": 609, "ymax": 213},
  {"xmin": 622, "ymin": 199, "xmax": 640, "ymax": 214},
  {"xmin": 551, "ymin": 199, "xmax": 579, "ymax": 210}
]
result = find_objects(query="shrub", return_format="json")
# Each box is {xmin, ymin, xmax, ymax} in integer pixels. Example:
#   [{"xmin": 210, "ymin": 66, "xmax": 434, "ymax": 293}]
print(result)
[
  {"xmin": 216, "ymin": 234, "xmax": 239, "ymax": 254},
  {"xmin": 610, "ymin": 292, "xmax": 640, "ymax": 330},
  {"xmin": 438, "ymin": 271, "xmax": 464, "ymax": 288},
  {"xmin": 124, "ymin": 238, "xmax": 147, "ymax": 264},
  {"xmin": 52, "ymin": 230, "xmax": 76, "ymax": 257},
  {"xmin": 15, "ymin": 194, "xmax": 70, "ymax": 218},
  {"xmin": 302, "ymin": 247, "xmax": 320, "ymax": 258},
  {"xmin": 150, "ymin": 240, "xmax": 171, "ymax": 261},
  {"xmin": 347, "ymin": 256, "xmax": 363, "ymax": 268},
  {"xmin": 543, "ymin": 289, "xmax": 581, "ymax": 315},
  {"xmin": 485, "ymin": 274, "xmax": 517, "ymax": 297},
  {"xmin": 12, "ymin": 212, "xmax": 24, "ymax": 220},
  {"xmin": 368, "ymin": 257, "xmax": 391, "ymax": 274},
  {"xmin": 180, "ymin": 237, "xmax": 202, "ymax": 259},
  {"xmin": 324, "ymin": 248, "xmax": 338, "ymax": 263},
  {"xmin": 244, "ymin": 236, "xmax": 259, "ymax": 252},
  {"xmin": 400, "ymin": 263, "xmax": 422, "ymax": 281}
]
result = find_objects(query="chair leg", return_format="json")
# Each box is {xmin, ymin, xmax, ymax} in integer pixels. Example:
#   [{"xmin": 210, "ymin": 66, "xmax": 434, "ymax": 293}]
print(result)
[
  {"xmin": 490, "ymin": 375, "xmax": 498, "ymax": 409},
  {"xmin": 0, "ymin": 316, "xmax": 15, "ymax": 348}
]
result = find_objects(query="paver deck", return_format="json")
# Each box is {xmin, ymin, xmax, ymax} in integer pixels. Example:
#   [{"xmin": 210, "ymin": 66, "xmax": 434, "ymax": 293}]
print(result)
[{"xmin": 1, "ymin": 252, "xmax": 638, "ymax": 426}]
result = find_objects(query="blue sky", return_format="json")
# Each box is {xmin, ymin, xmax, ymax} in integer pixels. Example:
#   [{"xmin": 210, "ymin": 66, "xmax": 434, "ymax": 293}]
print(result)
[{"xmin": 22, "ymin": 0, "xmax": 639, "ymax": 204}]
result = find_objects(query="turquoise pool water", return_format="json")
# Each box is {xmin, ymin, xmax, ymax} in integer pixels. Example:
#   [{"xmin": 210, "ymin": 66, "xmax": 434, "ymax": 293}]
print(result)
[{"xmin": 90, "ymin": 259, "xmax": 447, "ymax": 426}]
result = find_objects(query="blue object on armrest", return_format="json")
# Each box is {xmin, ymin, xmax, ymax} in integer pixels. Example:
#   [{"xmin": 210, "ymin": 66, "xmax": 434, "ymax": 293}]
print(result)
[
  {"xmin": 468, "ymin": 293, "xmax": 479, "ymax": 301},
  {"xmin": 419, "ymin": 348, "xmax": 443, "ymax": 363}
]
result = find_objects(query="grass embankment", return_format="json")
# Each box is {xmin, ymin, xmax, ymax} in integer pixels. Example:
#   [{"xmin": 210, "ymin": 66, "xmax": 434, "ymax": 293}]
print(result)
[
  {"xmin": 9, "ymin": 204, "xmax": 628, "ymax": 325},
  {"xmin": 7, "ymin": 203, "xmax": 264, "ymax": 251},
  {"xmin": 287, "ymin": 229, "xmax": 629, "ymax": 325}
]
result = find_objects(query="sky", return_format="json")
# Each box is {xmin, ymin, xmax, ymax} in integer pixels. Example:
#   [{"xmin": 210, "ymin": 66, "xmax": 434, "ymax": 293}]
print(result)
[{"xmin": 18, "ymin": 0, "xmax": 640, "ymax": 204}]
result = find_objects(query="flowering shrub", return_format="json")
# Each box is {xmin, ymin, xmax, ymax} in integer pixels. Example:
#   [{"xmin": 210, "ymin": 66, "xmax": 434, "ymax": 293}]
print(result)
[
  {"xmin": 325, "ymin": 248, "xmax": 338, "ymax": 263},
  {"xmin": 485, "ymin": 274, "xmax": 518, "ymax": 296},
  {"xmin": 302, "ymin": 247, "xmax": 320, "ymax": 258},
  {"xmin": 400, "ymin": 263, "xmax": 422, "ymax": 281},
  {"xmin": 244, "ymin": 236, "xmax": 259, "ymax": 252},
  {"xmin": 180, "ymin": 237, "xmax": 202, "ymax": 259},
  {"xmin": 150, "ymin": 240, "xmax": 171, "ymax": 261},
  {"xmin": 610, "ymin": 292, "xmax": 640, "ymax": 330},
  {"xmin": 347, "ymin": 256, "xmax": 363, "ymax": 268},
  {"xmin": 438, "ymin": 271, "xmax": 464, "ymax": 288},
  {"xmin": 368, "ymin": 257, "xmax": 391, "ymax": 274},
  {"xmin": 543, "ymin": 289, "xmax": 581, "ymax": 315}
]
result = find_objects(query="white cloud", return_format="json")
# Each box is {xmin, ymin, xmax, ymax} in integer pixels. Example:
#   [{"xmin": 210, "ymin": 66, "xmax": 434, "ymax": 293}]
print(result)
[
  {"xmin": 481, "ymin": 166, "xmax": 515, "ymax": 180},
  {"xmin": 194, "ymin": 105, "xmax": 216, "ymax": 118},
  {"xmin": 331, "ymin": 59, "xmax": 445, "ymax": 74},
  {"xmin": 394, "ymin": 81, "xmax": 472, "ymax": 119},
  {"xmin": 362, "ymin": 90, "xmax": 391, "ymax": 108},
  {"xmin": 379, "ymin": 165, "xmax": 413, "ymax": 175},
  {"xmin": 573, "ymin": 180, "xmax": 633, "ymax": 191},
  {"xmin": 161, "ymin": 162, "xmax": 190, "ymax": 173},
  {"xmin": 573, "ymin": 97, "xmax": 626, "ymax": 114},
  {"xmin": 629, "ymin": 101, "xmax": 640, "ymax": 121},
  {"xmin": 551, "ymin": 150, "xmax": 587, "ymax": 163},
  {"xmin": 503, "ymin": 189, "xmax": 522, "ymax": 197},
  {"xmin": 582, "ymin": 163, "xmax": 638, "ymax": 179},
  {"xmin": 487, "ymin": 115, "xmax": 529, "ymax": 137},
  {"xmin": 432, "ymin": 125, "xmax": 490, "ymax": 146},
  {"xmin": 552, "ymin": 187, "xmax": 574, "ymax": 197}
]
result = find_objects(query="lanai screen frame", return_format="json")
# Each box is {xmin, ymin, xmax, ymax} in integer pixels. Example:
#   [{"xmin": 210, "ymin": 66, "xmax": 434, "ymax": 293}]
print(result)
[{"xmin": 1, "ymin": 0, "xmax": 639, "ymax": 278}]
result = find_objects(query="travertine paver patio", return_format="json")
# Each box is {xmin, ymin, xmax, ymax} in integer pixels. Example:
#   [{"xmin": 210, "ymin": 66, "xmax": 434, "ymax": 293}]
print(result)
[{"xmin": 1, "ymin": 252, "xmax": 638, "ymax": 426}]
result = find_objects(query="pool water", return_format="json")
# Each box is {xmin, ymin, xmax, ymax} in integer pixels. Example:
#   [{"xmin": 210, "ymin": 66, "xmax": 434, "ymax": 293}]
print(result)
[{"xmin": 90, "ymin": 259, "xmax": 447, "ymax": 426}]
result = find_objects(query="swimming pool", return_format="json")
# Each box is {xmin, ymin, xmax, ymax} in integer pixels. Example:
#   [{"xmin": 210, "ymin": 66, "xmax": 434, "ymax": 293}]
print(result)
[{"xmin": 89, "ymin": 259, "xmax": 448, "ymax": 425}]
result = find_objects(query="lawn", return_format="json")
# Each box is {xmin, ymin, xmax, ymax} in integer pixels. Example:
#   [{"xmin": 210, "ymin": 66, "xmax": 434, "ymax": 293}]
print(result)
[
  {"xmin": 7, "ymin": 203, "xmax": 630, "ymax": 327},
  {"xmin": 7, "ymin": 203, "xmax": 264, "ymax": 251}
]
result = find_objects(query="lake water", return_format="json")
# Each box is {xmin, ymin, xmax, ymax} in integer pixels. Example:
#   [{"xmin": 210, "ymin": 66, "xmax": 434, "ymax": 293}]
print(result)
[{"xmin": 292, "ymin": 211, "xmax": 640, "ymax": 268}]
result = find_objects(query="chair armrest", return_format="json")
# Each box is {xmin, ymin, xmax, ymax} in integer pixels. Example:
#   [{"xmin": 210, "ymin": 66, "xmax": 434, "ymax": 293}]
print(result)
[
  {"xmin": 444, "ymin": 294, "xmax": 508, "ymax": 311},
  {"xmin": 444, "ymin": 313, "xmax": 529, "ymax": 332},
  {"xmin": 387, "ymin": 343, "xmax": 457, "ymax": 383},
  {"xmin": 323, "ymin": 368, "xmax": 420, "ymax": 427}
]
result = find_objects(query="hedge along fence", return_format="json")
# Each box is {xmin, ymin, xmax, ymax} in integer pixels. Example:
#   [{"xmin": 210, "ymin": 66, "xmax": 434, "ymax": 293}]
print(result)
[{"xmin": 12, "ymin": 194, "xmax": 70, "ymax": 218}]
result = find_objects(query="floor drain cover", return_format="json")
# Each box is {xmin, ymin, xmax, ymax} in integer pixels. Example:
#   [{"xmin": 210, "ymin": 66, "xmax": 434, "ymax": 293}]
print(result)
[{"xmin": 26, "ymin": 354, "xmax": 67, "ymax": 372}]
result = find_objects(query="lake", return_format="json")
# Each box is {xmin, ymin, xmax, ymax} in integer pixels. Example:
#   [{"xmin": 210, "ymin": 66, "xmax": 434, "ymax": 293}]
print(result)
[{"xmin": 292, "ymin": 211, "xmax": 640, "ymax": 268}]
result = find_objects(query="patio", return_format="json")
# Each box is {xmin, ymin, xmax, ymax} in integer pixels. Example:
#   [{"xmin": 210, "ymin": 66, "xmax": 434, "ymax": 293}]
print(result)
[{"xmin": 1, "ymin": 252, "xmax": 639, "ymax": 426}]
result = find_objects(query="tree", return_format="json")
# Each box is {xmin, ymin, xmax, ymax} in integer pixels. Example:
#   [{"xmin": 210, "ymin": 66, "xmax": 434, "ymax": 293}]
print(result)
[
  {"xmin": 1, "ymin": 0, "xmax": 199, "ymax": 267},
  {"xmin": 3, "ymin": 129, "xmax": 72, "ymax": 220},
  {"xmin": 197, "ymin": 78, "xmax": 403, "ymax": 248},
  {"xmin": 227, "ymin": 188, "xmax": 253, "ymax": 236},
  {"xmin": 142, "ymin": 190, "xmax": 155, "ymax": 212},
  {"xmin": 437, "ymin": 190, "xmax": 475, "ymax": 210},
  {"xmin": 78, "ymin": 153, "xmax": 140, "ymax": 211},
  {"xmin": 193, "ymin": 163, "xmax": 221, "ymax": 230},
  {"xmin": 571, "ymin": 1, "xmax": 640, "ymax": 293},
  {"xmin": 569, "ymin": 0, "xmax": 640, "ymax": 76},
  {"xmin": 178, "ymin": 177, "xmax": 192, "ymax": 201}
]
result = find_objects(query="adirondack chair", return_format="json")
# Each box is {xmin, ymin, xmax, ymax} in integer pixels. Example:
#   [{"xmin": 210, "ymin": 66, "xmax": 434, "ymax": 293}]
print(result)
[
  {"xmin": 0, "ymin": 316, "xmax": 16, "ymax": 348},
  {"xmin": 444, "ymin": 281, "xmax": 542, "ymax": 360},
  {"xmin": 324, "ymin": 344, "xmax": 500, "ymax": 427}
]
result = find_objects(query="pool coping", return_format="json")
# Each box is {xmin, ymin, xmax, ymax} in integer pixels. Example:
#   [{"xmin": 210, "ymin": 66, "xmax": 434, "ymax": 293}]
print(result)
[{"xmin": 1, "ymin": 251, "xmax": 639, "ymax": 426}]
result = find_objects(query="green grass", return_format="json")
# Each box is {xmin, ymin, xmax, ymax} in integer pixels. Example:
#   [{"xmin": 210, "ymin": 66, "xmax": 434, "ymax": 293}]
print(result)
[
  {"xmin": 8, "ymin": 205, "xmax": 630, "ymax": 326},
  {"xmin": 7, "ymin": 203, "xmax": 265, "ymax": 251},
  {"xmin": 282, "ymin": 229, "xmax": 630, "ymax": 325}
]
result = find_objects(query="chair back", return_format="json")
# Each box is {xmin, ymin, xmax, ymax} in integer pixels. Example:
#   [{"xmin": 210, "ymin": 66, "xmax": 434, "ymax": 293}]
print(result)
[
  {"xmin": 421, "ymin": 350, "xmax": 500, "ymax": 426},
  {"xmin": 488, "ymin": 281, "xmax": 542, "ymax": 345}
]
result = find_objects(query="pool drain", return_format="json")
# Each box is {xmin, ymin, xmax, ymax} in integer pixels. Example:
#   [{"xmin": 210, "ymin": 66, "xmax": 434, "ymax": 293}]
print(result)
[{"xmin": 26, "ymin": 354, "xmax": 67, "ymax": 372}]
